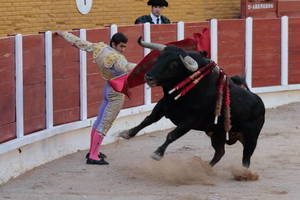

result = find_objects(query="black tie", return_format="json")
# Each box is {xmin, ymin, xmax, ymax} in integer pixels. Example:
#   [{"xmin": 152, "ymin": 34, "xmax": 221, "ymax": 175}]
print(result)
[{"xmin": 156, "ymin": 17, "xmax": 159, "ymax": 24}]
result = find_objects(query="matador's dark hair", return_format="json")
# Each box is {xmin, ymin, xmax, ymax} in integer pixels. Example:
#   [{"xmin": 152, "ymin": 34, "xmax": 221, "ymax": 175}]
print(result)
[{"xmin": 110, "ymin": 32, "xmax": 128, "ymax": 47}]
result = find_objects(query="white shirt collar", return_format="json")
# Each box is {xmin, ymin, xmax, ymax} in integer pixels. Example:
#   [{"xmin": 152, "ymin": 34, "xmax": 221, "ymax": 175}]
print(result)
[{"xmin": 150, "ymin": 13, "xmax": 160, "ymax": 24}]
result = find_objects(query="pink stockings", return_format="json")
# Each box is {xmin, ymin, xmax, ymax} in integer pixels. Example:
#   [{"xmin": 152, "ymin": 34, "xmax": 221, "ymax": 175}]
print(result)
[{"xmin": 88, "ymin": 128, "xmax": 104, "ymax": 161}]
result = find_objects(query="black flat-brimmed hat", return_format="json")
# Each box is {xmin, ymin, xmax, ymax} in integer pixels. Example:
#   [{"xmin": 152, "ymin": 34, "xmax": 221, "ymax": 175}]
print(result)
[{"xmin": 147, "ymin": 0, "xmax": 168, "ymax": 7}]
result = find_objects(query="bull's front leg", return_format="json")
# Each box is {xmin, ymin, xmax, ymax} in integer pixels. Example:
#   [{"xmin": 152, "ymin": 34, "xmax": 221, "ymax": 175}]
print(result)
[
  {"xmin": 151, "ymin": 123, "xmax": 192, "ymax": 161},
  {"xmin": 119, "ymin": 100, "xmax": 165, "ymax": 139}
]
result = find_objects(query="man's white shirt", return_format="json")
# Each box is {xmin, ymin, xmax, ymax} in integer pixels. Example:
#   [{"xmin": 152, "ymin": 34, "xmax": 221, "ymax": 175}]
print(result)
[{"xmin": 150, "ymin": 13, "xmax": 161, "ymax": 24}]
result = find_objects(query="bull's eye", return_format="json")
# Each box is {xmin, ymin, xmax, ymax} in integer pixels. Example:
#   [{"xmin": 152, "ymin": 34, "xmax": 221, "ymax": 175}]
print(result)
[{"xmin": 168, "ymin": 61, "xmax": 178, "ymax": 72}]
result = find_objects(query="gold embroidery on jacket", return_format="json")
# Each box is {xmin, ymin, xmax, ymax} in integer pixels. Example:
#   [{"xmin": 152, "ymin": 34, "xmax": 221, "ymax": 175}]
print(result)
[
  {"xmin": 103, "ymin": 52, "xmax": 124, "ymax": 68},
  {"xmin": 92, "ymin": 42, "xmax": 107, "ymax": 59}
]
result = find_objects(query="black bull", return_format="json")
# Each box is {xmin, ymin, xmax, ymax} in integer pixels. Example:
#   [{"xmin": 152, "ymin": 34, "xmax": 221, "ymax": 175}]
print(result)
[{"xmin": 119, "ymin": 39, "xmax": 265, "ymax": 168}]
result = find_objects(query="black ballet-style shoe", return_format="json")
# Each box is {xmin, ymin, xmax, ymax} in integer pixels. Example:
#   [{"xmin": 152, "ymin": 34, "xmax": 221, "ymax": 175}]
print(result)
[
  {"xmin": 86, "ymin": 158, "xmax": 109, "ymax": 165},
  {"xmin": 85, "ymin": 152, "xmax": 107, "ymax": 159}
]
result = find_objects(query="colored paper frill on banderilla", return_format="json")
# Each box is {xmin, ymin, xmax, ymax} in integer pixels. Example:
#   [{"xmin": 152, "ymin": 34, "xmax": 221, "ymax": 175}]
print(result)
[{"xmin": 108, "ymin": 28, "xmax": 210, "ymax": 96}]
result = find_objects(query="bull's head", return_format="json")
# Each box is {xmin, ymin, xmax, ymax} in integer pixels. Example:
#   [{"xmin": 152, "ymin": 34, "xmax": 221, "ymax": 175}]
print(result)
[{"xmin": 138, "ymin": 37, "xmax": 202, "ymax": 88}]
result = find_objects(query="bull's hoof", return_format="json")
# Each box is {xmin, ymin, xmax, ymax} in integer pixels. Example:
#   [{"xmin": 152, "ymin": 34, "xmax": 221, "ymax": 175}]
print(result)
[
  {"xmin": 118, "ymin": 130, "xmax": 131, "ymax": 139},
  {"xmin": 151, "ymin": 152, "xmax": 163, "ymax": 161}
]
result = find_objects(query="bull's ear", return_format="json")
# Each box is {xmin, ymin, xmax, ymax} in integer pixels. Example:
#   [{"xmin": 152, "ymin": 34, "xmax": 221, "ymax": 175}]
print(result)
[{"xmin": 179, "ymin": 55, "xmax": 198, "ymax": 72}]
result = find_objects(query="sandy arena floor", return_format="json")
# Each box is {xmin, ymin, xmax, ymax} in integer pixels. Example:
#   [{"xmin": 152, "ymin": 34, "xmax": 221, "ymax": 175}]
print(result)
[{"xmin": 0, "ymin": 103, "xmax": 299, "ymax": 200}]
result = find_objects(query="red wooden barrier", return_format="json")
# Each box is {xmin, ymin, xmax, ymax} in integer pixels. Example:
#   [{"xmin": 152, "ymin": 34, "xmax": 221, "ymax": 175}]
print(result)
[
  {"xmin": 52, "ymin": 31, "xmax": 81, "ymax": 125},
  {"xmin": 86, "ymin": 28, "xmax": 110, "ymax": 118},
  {"xmin": 118, "ymin": 25, "xmax": 144, "ymax": 108},
  {"xmin": 278, "ymin": 1, "xmax": 300, "ymax": 17},
  {"xmin": 1, "ymin": 19, "xmax": 300, "ymax": 144},
  {"xmin": 23, "ymin": 34, "xmax": 46, "ymax": 135},
  {"xmin": 184, "ymin": 22, "xmax": 209, "ymax": 39},
  {"xmin": 151, "ymin": 24, "xmax": 177, "ymax": 103},
  {"xmin": 289, "ymin": 18, "xmax": 300, "ymax": 84},
  {"xmin": 0, "ymin": 37, "xmax": 16, "ymax": 143},
  {"xmin": 241, "ymin": 0, "xmax": 278, "ymax": 18},
  {"xmin": 218, "ymin": 19, "xmax": 246, "ymax": 76},
  {"xmin": 252, "ymin": 18, "xmax": 281, "ymax": 87}
]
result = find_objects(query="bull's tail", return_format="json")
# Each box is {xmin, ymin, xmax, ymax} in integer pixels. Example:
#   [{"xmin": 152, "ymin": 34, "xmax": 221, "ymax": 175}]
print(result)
[{"xmin": 231, "ymin": 75, "xmax": 250, "ymax": 91}]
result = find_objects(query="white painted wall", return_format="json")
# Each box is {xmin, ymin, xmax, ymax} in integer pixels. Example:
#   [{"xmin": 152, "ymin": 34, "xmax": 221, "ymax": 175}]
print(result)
[
  {"xmin": 258, "ymin": 90, "xmax": 300, "ymax": 109},
  {"xmin": 0, "ymin": 108, "xmax": 175, "ymax": 184}
]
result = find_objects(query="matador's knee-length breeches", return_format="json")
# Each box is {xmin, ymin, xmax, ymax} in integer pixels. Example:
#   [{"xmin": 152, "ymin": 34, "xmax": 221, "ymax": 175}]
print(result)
[{"xmin": 93, "ymin": 82, "xmax": 125, "ymax": 135}]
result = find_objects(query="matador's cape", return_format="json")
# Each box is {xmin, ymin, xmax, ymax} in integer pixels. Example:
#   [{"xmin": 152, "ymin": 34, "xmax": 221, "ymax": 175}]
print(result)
[{"xmin": 108, "ymin": 28, "xmax": 210, "ymax": 96}]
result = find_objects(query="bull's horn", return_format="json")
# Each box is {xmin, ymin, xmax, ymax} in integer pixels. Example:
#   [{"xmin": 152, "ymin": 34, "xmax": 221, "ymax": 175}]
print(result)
[
  {"xmin": 137, "ymin": 36, "xmax": 166, "ymax": 51},
  {"xmin": 179, "ymin": 55, "xmax": 198, "ymax": 72}
]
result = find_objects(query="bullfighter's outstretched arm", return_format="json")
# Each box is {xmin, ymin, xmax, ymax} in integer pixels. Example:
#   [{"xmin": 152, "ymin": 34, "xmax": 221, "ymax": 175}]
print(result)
[
  {"xmin": 56, "ymin": 30, "xmax": 136, "ymax": 79},
  {"xmin": 56, "ymin": 31, "xmax": 102, "ymax": 53}
]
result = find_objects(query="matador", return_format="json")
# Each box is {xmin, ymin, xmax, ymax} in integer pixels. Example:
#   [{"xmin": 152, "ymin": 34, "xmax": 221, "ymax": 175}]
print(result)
[{"xmin": 56, "ymin": 31, "xmax": 135, "ymax": 165}]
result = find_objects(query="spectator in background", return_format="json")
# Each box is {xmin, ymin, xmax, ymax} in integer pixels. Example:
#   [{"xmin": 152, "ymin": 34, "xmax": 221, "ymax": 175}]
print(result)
[{"xmin": 135, "ymin": 0, "xmax": 170, "ymax": 24}]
